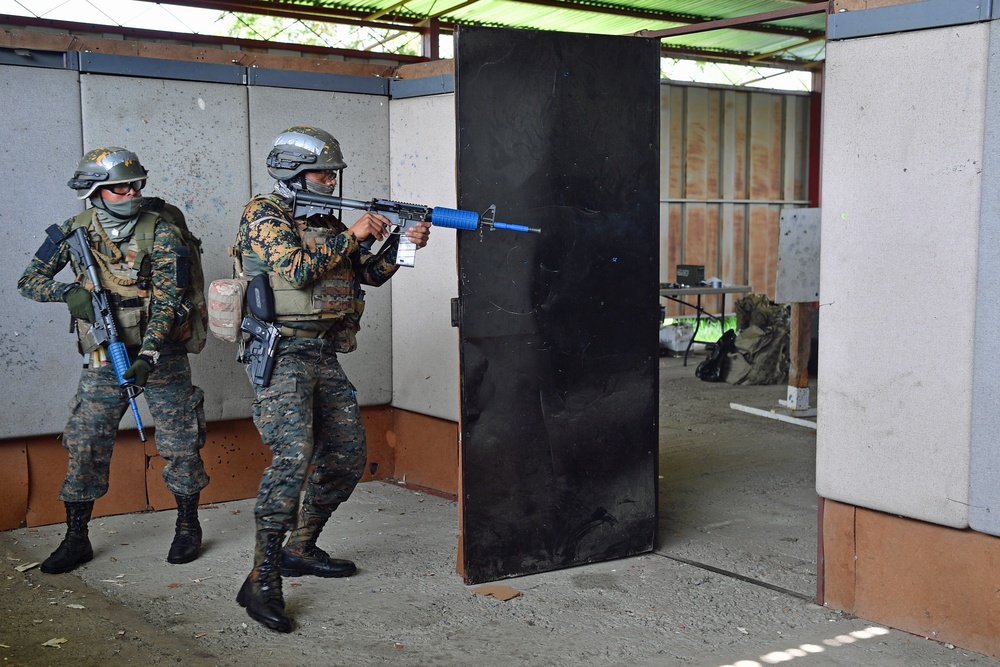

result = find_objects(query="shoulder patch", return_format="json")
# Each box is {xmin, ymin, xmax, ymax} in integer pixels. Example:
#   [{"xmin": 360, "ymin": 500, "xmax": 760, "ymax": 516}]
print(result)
[
  {"xmin": 35, "ymin": 224, "xmax": 66, "ymax": 263},
  {"xmin": 174, "ymin": 245, "xmax": 191, "ymax": 290}
]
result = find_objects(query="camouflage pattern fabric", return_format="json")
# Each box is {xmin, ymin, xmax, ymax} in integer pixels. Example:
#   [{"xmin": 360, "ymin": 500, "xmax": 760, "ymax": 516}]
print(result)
[
  {"xmin": 250, "ymin": 336, "xmax": 366, "ymax": 533},
  {"xmin": 238, "ymin": 194, "xmax": 399, "ymax": 293},
  {"xmin": 19, "ymin": 205, "xmax": 209, "ymax": 503},
  {"xmin": 237, "ymin": 193, "xmax": 393, "ymax": 533},
  {"xmin": 59, "ymin": 343, "xmax": 209, "ymax": 501},
  {"xmin": 18, "ymin": 212, "xmax": 186, "ymax": 358}
]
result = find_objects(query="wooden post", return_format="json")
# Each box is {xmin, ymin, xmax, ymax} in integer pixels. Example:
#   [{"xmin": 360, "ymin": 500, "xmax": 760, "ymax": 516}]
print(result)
[{"xmin": 779, "ymin": 301, "xmax": 816, "ymax": 416}]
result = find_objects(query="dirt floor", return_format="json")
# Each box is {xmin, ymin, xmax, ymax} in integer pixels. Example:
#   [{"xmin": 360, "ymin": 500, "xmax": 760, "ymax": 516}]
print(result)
[{"xmin": 1, "ymin": 355, "xmax": 996, "ymax": 667}]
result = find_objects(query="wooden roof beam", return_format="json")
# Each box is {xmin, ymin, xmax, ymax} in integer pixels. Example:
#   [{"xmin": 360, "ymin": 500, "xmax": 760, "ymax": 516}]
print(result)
[{"xmin": 634, "ymin": 2, "xmax": 829, "ymax": 39}]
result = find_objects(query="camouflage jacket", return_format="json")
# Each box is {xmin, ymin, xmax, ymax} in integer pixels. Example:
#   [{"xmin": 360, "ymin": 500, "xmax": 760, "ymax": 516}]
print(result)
[
  {"xmin": 238, "ymin": 193, "xmax": 400, "ymax": 297},
  {"xmin": 18, "ymin": 211, "xmax": 185, "ymax": 357}
]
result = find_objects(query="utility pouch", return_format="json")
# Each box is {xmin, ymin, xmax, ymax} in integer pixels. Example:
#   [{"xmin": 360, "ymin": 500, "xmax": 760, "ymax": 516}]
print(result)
[
  {"xmin": 77, "ymin": 307, "xmax": 144, "ymax": 354},
  {"xmin": 208, "ymin": 278, "xmax": 249, "ymax": 343}
]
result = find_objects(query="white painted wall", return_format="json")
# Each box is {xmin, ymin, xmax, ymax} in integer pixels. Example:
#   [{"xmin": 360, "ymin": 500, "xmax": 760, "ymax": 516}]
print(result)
[
  {"xmin": 79, "ymin": 73, "xmax": 254, "ymax": 425},
  {"xmin": 1, "ymin": 66, "xmax": 84, "ymax": 436},
  {"xmin": 816, "ymin": 23, "xmax": 989, "ymax": 527},
  {"xmin": 247, "ymin": 86, "xmax": 393, "ymax": 407},
  {"xmin": 0, "ymin": 64, "xmax": 429, "ymax": 437},
  {"xmin": 389, "ymin": 94, "xmax": 460, "ymax": 422}
]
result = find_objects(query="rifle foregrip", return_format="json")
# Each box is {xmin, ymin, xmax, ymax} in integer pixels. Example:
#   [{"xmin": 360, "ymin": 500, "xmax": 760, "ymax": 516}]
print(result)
[
  {"xmin": 106, "ymin": 340, "xmax": 146, "ymax": 442},
  {"xmin": 107, "ymin": 341, "xmax": 131, "ymax": 384},
  {"xmin": 429, "ymin": 207, "xmax": 479, "ymax": 230}
]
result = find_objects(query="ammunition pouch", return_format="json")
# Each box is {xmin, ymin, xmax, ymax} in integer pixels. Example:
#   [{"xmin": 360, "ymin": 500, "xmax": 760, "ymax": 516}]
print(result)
[{"xmin": 77, "ymin": 307, "xmax": 145, "ymax": 355}]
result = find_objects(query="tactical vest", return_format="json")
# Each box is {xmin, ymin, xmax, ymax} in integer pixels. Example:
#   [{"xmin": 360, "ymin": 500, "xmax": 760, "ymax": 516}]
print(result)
[
  {"xmin": 69, "ymin": 207, "xmax": 198, "ymax": 354},
  {"xmin": 238, "ymin": 194, "xmax": 365, "ymax": 353}
]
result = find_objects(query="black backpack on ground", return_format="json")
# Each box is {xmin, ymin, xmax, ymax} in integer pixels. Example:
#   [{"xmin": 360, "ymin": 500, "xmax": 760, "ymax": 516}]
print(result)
[{"xmin": 695, "ymin": 329, "xmax": 736, "ymax": 382}]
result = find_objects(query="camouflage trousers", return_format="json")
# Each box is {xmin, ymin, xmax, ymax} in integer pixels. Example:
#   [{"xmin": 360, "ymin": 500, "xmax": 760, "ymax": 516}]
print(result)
[
  {"xmin": 248, "ymin": 336, "xmax": 366, "ymax": 534},
  {"xmin": 60, "ymin": 342, "xmax": 209, "ymax": 502}
]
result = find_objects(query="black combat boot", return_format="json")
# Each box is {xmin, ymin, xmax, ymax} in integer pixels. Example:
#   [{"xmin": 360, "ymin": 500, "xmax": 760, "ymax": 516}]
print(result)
[
  {"xmin": 280, "ymin": 514, "xmax": 356, "ymax": 578},
  {"xmin": 237, "ymin": 530, "xmax": 292, "ymax": 633},
  {"xmin": 167, "ymin": 492, "xmax": 202, "ymax": 564},
  {"xmin": 41, "ymin": 501, "xmax": 94, "ymax": 574}
]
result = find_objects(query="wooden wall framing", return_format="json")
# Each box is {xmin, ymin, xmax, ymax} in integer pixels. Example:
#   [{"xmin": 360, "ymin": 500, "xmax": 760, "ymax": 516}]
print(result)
[{"xmin": 660, "ymin": 83, "xmax": 812, "ymax": 316}]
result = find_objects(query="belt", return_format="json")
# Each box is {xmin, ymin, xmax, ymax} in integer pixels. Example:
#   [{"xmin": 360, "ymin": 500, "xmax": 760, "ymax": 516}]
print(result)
[
  {"xmin": 279, "ymin": 326, "xmax": 325, "ymax": 339},
  {"xmin": 108, "ymin": 294, "xmax": 145, "ymax": 308}
]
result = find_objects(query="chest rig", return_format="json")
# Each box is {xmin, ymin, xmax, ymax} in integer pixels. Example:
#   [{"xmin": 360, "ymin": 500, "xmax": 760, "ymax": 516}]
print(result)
[
  {"xmin": 68, "ymin": 207, "xmax": 191, "ymax": 354},
  {"xmin": 238, "ymin": 194, "xmax": 365, "ymax": 353}
]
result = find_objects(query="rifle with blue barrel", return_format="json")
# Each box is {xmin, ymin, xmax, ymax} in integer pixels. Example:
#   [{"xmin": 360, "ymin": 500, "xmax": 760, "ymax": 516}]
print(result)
[
  {"xmin": 288, "ymin": 190, "xmax": 541, "ymax": 267},
  {"xmin": 62, "ymin": 226, "xmax": 147, "ymax": 442}
]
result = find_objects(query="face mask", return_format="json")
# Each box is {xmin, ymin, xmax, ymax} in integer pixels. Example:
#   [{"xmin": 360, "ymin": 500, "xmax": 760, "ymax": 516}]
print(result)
[
  {"xmin": 91, "ymin": 195, "xmax": 142, "ymax": 240},
  {"xmin": 304, "ymin": 178, "xmax": 336, "ymax": 196},
  {"xmin": 95, "ymin": 195, "xmax": 143, "ymax": 220}
]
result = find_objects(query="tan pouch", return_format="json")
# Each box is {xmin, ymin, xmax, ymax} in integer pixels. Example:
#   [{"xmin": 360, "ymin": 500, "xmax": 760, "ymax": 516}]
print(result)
[{"xmin": 208, "ymin": 278, "xmax": 249, "ymax": 343}]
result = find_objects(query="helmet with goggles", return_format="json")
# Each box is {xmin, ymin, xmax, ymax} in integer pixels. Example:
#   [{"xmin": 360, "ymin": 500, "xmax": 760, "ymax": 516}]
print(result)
[
  {"xmin": 67, "ymin": 147, "xmax": 148, "ymax": 200},
  {"xmin": 266, "ymin": 126, "xmax": 347, "ymax": 181}
]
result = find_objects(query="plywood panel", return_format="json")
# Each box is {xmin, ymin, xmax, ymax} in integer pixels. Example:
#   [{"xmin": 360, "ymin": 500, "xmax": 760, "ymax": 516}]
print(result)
[
  {"xmin": 659, "ymin": 86, "xmax": 672, "ymax": 200},
  {"xmin": 668, "ymin": 87, "xmax": 685, "ymax": 201},
  {"xmin": 747, "ymin": 204, "xmax": 774, "ymax": 297},
  {"xmin": 789, "ymin": 95, "xmax": 812, "ymax": 201},
  {"xmin": 821, "ymin": 499, "xmax": 857, "ymax": 612},
  {"xmin": 660, "ymin": 83, "xmax": 809, "ymax": 318},
  {"xmin": 360, "ymin": 405, "xmax": 395, "ymax": 482},
  {"xmin": 667, "ymin": 204, "xmax": 682, "ymax": 289},
  {"xmin": 156, "ymin": 408, "xmax": 395, "ymax": 508},
  {"xmin": 26, "ymin": 432, "xmax": 147, "ymax": 527},
  {"xmin": 26, "ymin": 436, "xmax": 73, "ymax": 527},
  {"xmin": 684, "ymin": 86, "xmax": 710, "ymax": 200},
  {"xmin": 705, "ymin": 92, "xmax": 721, "ymax": 201},
  {"xmin": 146, "ymin": 419, "xmax": 271, "ymax": 510},
  {"xmin": 393, "ymin": 409, "xmax": 459, "ymax": 495},
  {"xmin": 0, "ymin": 442, "xmax": 29, "ymax": 531},
  {"xmin": 733, "ymin": 206, "xmax": 747, "ymax": 285},
  {"xmin": 854, "ymin": 508, "xmax": 1000, "ymax": 657},
  {"xmin": 823, "ymin": 501, "xmax": 1000, "ymax": 658},
  {"xmin": 816, "ymin": 24, "xmax": 988, "ymax": 526},
  {"xmin": 733, "ymin": 91, "xmax": 748, "ymax": 201},
  {"xmin": 94, "ymin": 434, "xmax": 148, "ymax": 518},
  {"xmin": 684, "ymin": 203, "xmax": 708, "ymax": 266},
  {"xmin": 748, "ymin": 94, "xmax": 776, "ymax": 201}
]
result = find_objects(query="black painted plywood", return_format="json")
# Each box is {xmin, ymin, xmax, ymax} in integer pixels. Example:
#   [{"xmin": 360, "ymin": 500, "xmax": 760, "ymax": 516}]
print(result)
[{"xmin": 455, "ymin": 26, "xmax": 661, "ymax": 584}]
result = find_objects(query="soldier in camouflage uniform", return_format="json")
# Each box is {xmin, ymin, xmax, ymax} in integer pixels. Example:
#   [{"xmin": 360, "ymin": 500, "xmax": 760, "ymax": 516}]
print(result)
[
  {"xmin": 18, "ymin": 147, "xmax": 210, "ymax": 574},
  {"xmin": 234, "ymin": 126, "xmax": 430, "ymax": 633}
]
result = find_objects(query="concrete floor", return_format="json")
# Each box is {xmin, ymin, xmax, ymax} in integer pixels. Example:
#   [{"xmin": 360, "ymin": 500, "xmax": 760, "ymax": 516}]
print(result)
[
  {"xmin": 0, "ymin": 354, "xmax": 995, "ymax": 666},
  {"xmin": 657, "ymin": 353, "xmax": 818, "ymax": 600}
]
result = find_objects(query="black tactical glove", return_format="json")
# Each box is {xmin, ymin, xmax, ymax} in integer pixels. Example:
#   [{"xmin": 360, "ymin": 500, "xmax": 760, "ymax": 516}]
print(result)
[
  {"xmin": 64, "ymin": 285, "xmax": 95, "ymax": 323},
  {"xmin": 123, "ymin": 358, "xmax": 152, "ymax": 388}
]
